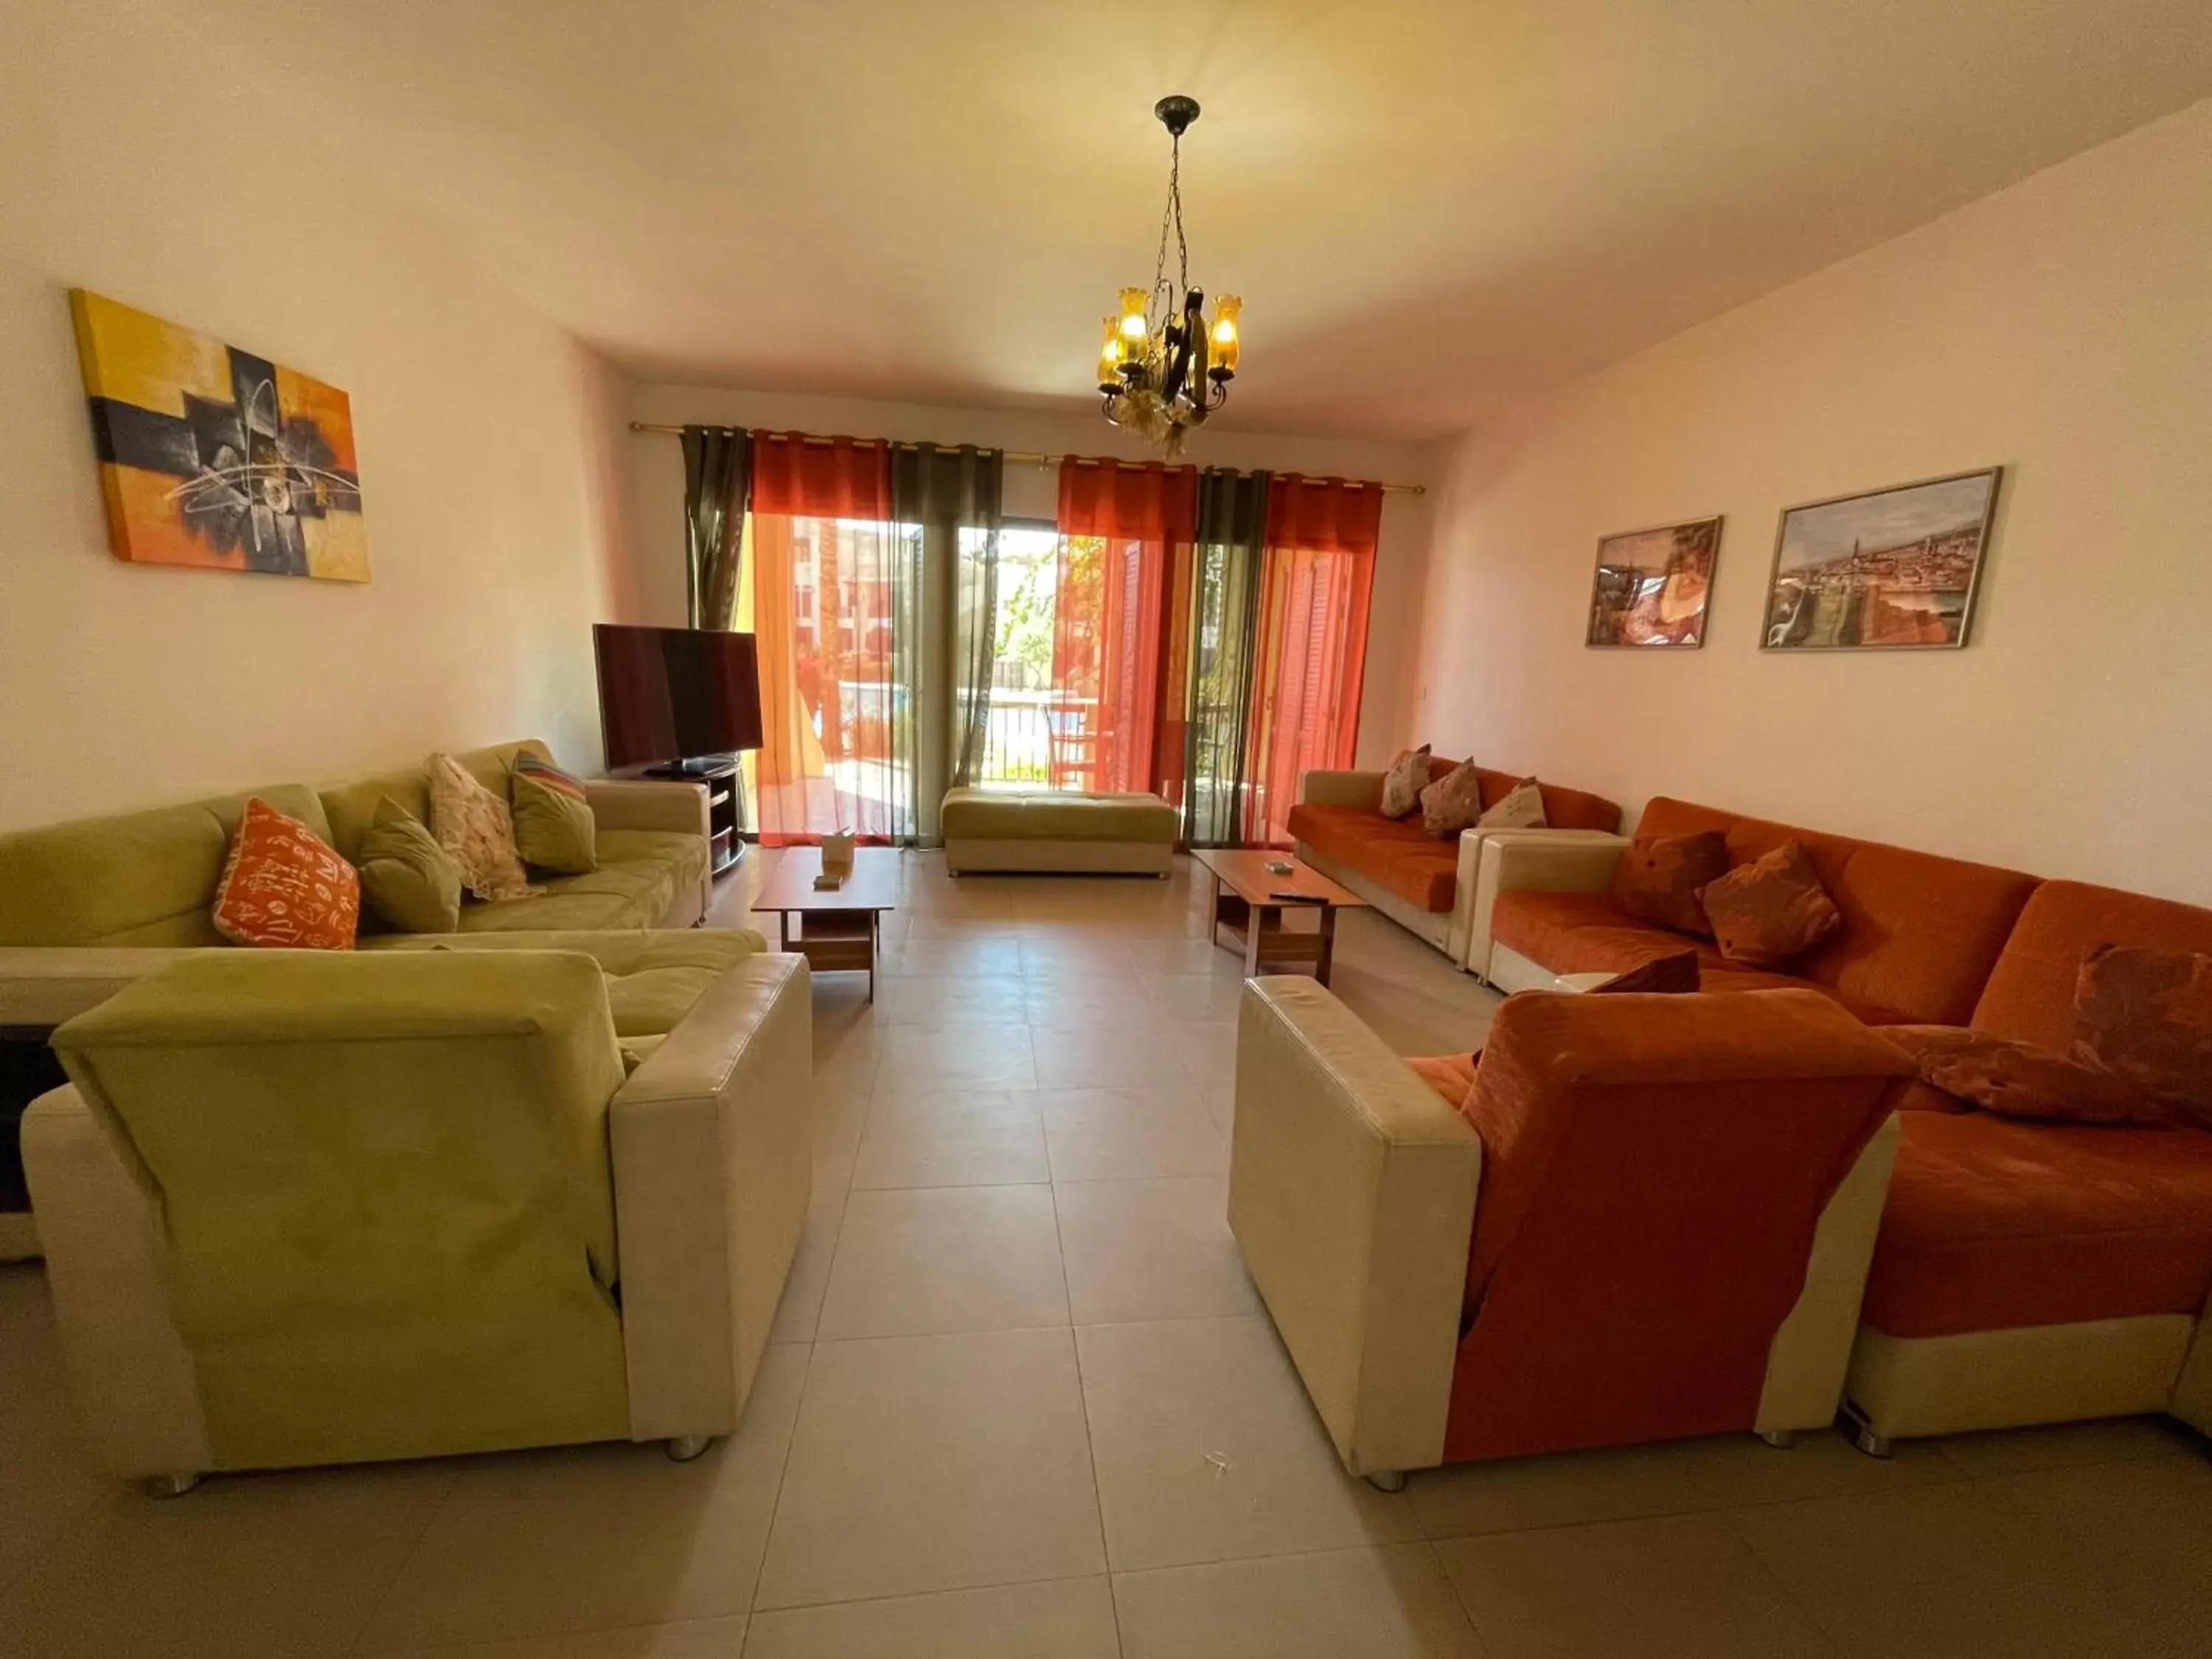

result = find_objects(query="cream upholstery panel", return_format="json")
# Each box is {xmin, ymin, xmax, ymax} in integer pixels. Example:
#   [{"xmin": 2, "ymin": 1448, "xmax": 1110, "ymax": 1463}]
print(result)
[
  {"xmin": 1756, "ymin": 1114, "xmax": 1900, "ymax": 1432},
  {"xmin": 21, "ymin": 1084, "xmax": 211, "ymax": 1479},
  {"xmin": 1226, "ymin": 977, "xmax": 1480, "ymax": 1478},
  {"xmin": 1847, "ymin": 1316, "xmax": 2193, "ymax": 1439},
  {"xmin": 612, "ymin": 953, "xmax": 813, "ymax": 1441}
]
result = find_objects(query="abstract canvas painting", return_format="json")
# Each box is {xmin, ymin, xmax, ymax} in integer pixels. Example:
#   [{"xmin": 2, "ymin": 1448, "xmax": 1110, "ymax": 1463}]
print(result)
[
  {"xmin": 1586, "ymin": 516, "xmax": 1721, "ymax": 647},
  {"xmin": 1762, "ymin": 469, "xmax": 2000, "ymax": 650},
  {"xmin": 69, "ymin": 290, "xmax": 368, "ymax": 582}
]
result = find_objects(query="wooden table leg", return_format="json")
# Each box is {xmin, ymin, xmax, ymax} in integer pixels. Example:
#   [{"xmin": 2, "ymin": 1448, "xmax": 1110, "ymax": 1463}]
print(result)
[
  {"xmin": 1317, "ymin": 905, "xmax": 1340, "ymax": 986},
  {"xmin": 1245, "ymin": 904, "xmax": 1269, "ymax": 977},
  {"xmin": 1207, "ymin": 872, "xmax": 1224, "ymax": 950},
  {"xmin": 867, "ymin": 911, "xmax": 878, "ymax": 1004}
]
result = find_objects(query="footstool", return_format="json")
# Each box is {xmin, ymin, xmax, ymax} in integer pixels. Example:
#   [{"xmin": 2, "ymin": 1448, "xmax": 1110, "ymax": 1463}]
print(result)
[{"xmin": 941, "ymin": 788, "xmax": 1178, "ymax": 875}]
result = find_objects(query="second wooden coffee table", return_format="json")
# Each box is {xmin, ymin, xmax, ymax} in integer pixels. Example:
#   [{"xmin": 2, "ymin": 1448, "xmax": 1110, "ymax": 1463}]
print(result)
[
  {"xmin": 750, "ymin": 846, "xmax": 900, "ymax": 1001},
  {"xmin": 1191, "ymin": 848, "xmax": 1367, "ymax": 985}
]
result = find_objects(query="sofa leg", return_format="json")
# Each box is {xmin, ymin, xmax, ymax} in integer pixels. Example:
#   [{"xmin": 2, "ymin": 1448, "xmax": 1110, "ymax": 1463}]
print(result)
[
  {"xmin": 1755, "ymin": 1429, "xmax": 1798, "ymax": 1450},
  {"xmin": 665, "ymin": 1435, "xmax": 712, "ymax": 1463},
  {"xmin": 1364, "ymin": 1469, "xmax": 1408, "ymax": 1493},
  {"xmin": 1838, "ymin": 1402, "xmax": 1893, "ymax": 1459},
  {"xmin": 145, "ymin": 1472, "xmax": 204, "ymax": 1499}
]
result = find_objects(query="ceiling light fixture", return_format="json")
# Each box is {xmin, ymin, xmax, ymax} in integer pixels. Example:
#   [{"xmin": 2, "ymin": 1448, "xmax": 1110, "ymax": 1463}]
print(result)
[{"xmin": 1096, "ymin": 94, "xmax": 1240, "ymax": 456}]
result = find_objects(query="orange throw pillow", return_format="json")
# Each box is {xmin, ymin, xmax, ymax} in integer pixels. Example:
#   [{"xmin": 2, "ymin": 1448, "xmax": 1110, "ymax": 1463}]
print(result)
[
  {"xmin": 212, "ymin": 797, "xmax": 361, "ymax": 950},
  {"xmin": 1699, "ymin": 839, "xmax": 1840, "ymax": 967},
  {"xmin": 1887, "ymin": 1024, "xmax": 2197, "ymax": 1130},
  {"xmin": 1611, "ymin": 830, "xmax": 1728, "ymax": 936},
  {"xmin": 2072, "ymin": 944, "xmax": 2212, "ymax": 1114}
]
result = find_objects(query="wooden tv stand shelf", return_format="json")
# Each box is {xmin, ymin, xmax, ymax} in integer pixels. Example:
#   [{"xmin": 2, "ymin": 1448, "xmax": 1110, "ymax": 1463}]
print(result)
[{"xmin": 608, "ymin": 759, "xmax": 746, "ymax": 878}]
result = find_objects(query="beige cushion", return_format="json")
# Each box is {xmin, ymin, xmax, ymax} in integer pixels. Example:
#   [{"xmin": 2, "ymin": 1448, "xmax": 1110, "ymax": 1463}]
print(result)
[
  {"xmin": 428, "ymin": 753, "xmax": 535, "ymax": 902},
  {"xmin": 1419, "ymin": 759, "xmax": 1484, "ymax": 838},
  {"xmin": 1475, "ymin": 776, "xmax": 1547, "ymax": 832},
  {"xmin": 1379, "ymin": 746, "xmax": 1432, "ymax": 821}
]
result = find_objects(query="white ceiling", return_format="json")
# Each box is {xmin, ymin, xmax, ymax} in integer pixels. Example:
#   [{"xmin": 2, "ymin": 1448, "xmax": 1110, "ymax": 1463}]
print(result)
[{"xmin": 158, "ymin": 1, "xmax": 2212, "ymax": 441}]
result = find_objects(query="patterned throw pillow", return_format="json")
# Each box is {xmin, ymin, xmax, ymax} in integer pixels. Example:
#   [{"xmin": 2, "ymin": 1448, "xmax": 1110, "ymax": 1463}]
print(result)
[
  {"xmin": 211, "ymin": 797, "xmax": 360, "ymax": 950},
  {"xmin": 510, "ymin": 753, "xmax": 598, "ymax": 875},
  {"xmin": 1698, "ymin": 839, "xmax": 1842, "ymax": 967},
  {"xmin": 1888, "ymin": 1024, "xmax": 2199, "ymax": 1130},
  {"xmin": 1612, "ymin": 830, "xmax": 1730, "ymax": 936},
  {"xmin": 2072, "ymin": 944, "xmax": 2212, "ymax": 1113},
  {"xmin": 1419, "ymin": 758, "xmax": 1486, "ymax": 838},
  {"xmin": 1379, "ymin": 745, "xmax": 1433, "ymax": 820},
  {"xmin": 357, "ymin": 796, "xmax": 462, "ymax": 933},
  {"xmin": 426, "ymin": 753, "xmax": 537, "ymax": 902},
  {"xmin": 1475, "ymin": 776, "xmax": 1548, "ymax": 832}
]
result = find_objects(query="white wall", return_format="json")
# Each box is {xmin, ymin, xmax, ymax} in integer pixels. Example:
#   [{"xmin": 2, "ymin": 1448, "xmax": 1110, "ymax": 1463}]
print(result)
[
  {"xmin": 616, "ymin": 383, "xmax": 1436, "ymax": 769},
  {"xmin": 0, "ymin": 1, "xmax": 632, "ymax": 829},
  {"xmin": 1414, "ymin": 98, "xmax": 2212, "ymax": 906}
]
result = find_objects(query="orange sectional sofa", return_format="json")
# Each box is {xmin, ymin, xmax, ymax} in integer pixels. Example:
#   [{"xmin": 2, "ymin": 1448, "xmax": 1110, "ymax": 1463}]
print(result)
[
  {"xmin": 1485, "ymin": 796, "xmax": 2041, "ymax": 1022},
  {"xmin": 1287, "ymin": 759, "xmax": 1623, "ymax": 969},
  {"xmin": 1472, "ymin": 796, "xmax": 2212, "ymax": 1449}
]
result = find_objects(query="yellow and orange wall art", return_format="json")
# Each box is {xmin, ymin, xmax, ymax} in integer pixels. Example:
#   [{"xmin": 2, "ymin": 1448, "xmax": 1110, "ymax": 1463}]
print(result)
[{"xmin": 69, "ymin": 290, "xmax": 368, "ymax": 582}]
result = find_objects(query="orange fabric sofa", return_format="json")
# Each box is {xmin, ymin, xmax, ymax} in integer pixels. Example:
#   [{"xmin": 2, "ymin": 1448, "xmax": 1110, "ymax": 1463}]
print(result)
[
  {"xmin": 1288, "ymin": 759, "xmax": 1623, "ymax": 967},
  {"xmin": 1228, "ymin": 980, "xmax": 1912, "ymax": 1479},
  {"xmin": 1486, "ymin": 796, "xmax": 2042, "ymax": 1023},
  {"xmin": 1846, "ymin": 880, "xmax": 2212, "ymax": 1447}
]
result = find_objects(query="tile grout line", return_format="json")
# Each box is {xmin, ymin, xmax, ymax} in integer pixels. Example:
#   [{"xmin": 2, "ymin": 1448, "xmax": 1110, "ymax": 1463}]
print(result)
[
  {"xmin": 1046, "ymin": 1164, "xmax": 1127, "ymax": 1659},
  {"xmin": 338, "ymin": 1464, "xmax": 463, "ymax": 1658},
  {"xmin": 744, "ymin": 1336, "xmax": 826, "ymax": 1621}
]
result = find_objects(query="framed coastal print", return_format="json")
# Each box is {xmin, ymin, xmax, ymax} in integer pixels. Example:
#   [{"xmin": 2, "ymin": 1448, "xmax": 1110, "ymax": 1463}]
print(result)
[
  {"xmin": 69, "ymin": 289, "xmax": 369, "ymax": 582},
  {"xmin": 1586, "ymin": 515, "xmax": 1721, "ymax": 647},
  {"xmin": 1761, "ymin": 468, "xmax": 2000, "ymax": 650}
]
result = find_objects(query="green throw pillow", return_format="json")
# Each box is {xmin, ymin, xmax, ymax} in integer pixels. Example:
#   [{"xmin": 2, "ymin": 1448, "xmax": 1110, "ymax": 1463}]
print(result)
[
  {"xmin": 509, "ymin": 753, "xmax": 597, "ymax": 874},
  {"xmin": 357, "ymin": 797, "xmax": 462, "ymax": 933}
]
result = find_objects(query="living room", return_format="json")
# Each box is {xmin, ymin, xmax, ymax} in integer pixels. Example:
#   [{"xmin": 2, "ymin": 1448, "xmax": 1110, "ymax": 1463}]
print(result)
[{"xmin": 2, "ymin": 4, "xmax": 2209, "ymax": 1657}]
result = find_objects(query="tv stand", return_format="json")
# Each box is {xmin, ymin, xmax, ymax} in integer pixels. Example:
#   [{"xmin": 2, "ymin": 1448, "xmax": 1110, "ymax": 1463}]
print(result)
[{"xmin": 619, "ymin": 757, "xmax": 746, "ymax": 878}]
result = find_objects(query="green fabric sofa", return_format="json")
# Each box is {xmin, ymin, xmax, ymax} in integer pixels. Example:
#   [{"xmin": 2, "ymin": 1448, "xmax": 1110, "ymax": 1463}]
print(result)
[
  {"xmin": 0, "ymin": 741, "xmax": 715, "ymax": 1030},
  {"xmin": 24, "ymin": 945, "xmax": 814, "ymax": 1479}
]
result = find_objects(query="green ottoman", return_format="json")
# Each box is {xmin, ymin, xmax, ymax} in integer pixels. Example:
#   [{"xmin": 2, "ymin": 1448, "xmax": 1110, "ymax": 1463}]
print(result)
[{"xmin": 941, "ymin": 789, "xmax": 1178, "ymax": 875}]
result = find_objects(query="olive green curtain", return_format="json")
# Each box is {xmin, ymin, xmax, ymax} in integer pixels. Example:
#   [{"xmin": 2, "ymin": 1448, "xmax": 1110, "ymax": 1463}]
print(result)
[
  {"xmin": 889, "ymin": 444, "xmax": 1003, "ymax": 842},
  {"xmin": 679, "ymin": 426, "xmax": 751, "ymax": 630},
  {"xmin": 1180, "ymin": 467, "xmax": 1270, "ymax": 846}
]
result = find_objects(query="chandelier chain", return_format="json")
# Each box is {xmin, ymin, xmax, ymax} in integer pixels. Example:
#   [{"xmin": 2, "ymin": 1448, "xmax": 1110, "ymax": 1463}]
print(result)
[{"xmin": 1152, "ymin": 131, "xmax": 1189, "ymax": 323}]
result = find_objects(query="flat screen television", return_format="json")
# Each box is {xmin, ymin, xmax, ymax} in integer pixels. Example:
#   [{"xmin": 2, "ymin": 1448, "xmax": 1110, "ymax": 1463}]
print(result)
[{"xmin": 593, "ymin": 624, "xmax": 764, "ymax": 775}]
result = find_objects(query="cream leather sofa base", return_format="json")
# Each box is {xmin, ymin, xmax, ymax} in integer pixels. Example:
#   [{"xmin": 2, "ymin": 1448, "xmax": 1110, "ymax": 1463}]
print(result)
[
  {"xmin": 23, "ymin": 953, "xmax": 813, "ymax": 1480},
  {"xmin": 1846, "ymin": 1308, "xmax": 2211, "ymax": 1446}
]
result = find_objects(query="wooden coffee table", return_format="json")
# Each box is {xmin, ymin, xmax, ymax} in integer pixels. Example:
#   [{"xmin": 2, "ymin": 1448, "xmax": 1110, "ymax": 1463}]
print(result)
[
  {"xmin": 1192, "ymin": 849, "xmax": 1367, "ymax": 985},
  {"xmin": 750, "ymin": 846, "xmax": 900, "ymax": 1001}
]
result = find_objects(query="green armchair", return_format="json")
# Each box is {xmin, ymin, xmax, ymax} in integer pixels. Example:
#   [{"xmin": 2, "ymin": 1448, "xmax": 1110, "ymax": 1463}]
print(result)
[{"xmin": 23, "ymin": 945, "xmax": 812, "ymax": 1489}]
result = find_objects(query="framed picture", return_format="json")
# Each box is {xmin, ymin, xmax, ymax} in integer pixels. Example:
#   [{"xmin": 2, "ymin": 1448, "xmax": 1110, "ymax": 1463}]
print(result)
[
  {"xmin": 69, "ymin": 289, "xmax": 369, "ymax": 582},
  {"xmin": 1585, "ymin": 515, "xmax": 1722, "ymax": 647},
  {"xmin": 1761, "ymin": 468, "xmax": 2000, "ymax": 650}
]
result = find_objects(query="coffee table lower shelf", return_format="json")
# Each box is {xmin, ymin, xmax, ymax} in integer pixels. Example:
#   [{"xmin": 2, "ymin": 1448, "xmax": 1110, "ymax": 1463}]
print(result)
[{"xmin": 773, "ymin": 909, "xmax": 883, "ymax": 999}]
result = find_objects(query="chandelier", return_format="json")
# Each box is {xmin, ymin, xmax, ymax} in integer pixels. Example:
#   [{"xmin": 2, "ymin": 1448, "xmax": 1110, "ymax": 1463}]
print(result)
[{"xmin": 1096, "ymin": 94, "xmax": 1242, "ymax": 456}]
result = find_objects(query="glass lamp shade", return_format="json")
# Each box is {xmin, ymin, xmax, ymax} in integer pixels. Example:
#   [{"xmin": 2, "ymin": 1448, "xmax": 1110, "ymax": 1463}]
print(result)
[
  {"xmin": 1097, "ymin": 317, "xmax": 1126, "ymax": 391},
  {"xmin": 1117, "ymin": 287, "xmax": 1151, "ymax": 344},
  {"xmin": 1208, "ymin": 295, "xmax": 1242, "ymax": 376}
]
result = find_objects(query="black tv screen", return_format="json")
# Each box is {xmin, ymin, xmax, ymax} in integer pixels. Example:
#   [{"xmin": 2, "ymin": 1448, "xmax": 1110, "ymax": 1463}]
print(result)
[{"xmin": 593, "ymin": 625, "xmax": 764, "ymax": 770}]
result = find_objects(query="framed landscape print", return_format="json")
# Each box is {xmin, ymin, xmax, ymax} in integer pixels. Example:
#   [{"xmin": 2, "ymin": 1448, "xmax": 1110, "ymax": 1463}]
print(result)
[
  {"xmin": 69, "ymin": 289, "xmax": 369, "ymax": 582},
  {"xmin": 1761, "ymin": 468, "xmax": 2000, "ymax": 650},
  {"xmin": 1586, "ymin": 515, "xmax": 1722, "ymax": 647}
]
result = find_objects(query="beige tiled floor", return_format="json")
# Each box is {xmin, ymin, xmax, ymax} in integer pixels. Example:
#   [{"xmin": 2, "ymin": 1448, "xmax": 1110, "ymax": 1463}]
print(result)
[{"xmin": 4, "ymin": 848, "xmax": 2211, "ymax": 1658}]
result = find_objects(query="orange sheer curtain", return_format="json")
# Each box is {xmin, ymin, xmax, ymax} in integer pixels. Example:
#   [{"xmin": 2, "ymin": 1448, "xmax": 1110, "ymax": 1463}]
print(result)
[
  {"xmin": 743, "ymin": 433, "xmax": 907, "ymax": 844},
  {"xmin": 1052, "ymin": 462, "xmax": 1197, "ymax": 796},
  {"xmin": 1241, "ymin": 476, "xmax": 1384, "ymax": 846}
]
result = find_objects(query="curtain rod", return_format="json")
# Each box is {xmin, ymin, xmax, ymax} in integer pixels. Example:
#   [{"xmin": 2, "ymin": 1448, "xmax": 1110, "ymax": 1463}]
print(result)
[{"xmin": 626, "ymin": 420, "xmax": 1425, "ymax": 495}]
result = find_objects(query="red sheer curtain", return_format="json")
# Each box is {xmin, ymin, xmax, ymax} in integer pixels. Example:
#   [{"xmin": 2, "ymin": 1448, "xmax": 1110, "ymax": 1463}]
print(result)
[
  {"xmin": 743, "ymin": 433, "xmax": 908, "ymax": 845},
  {"xmin": 1052, "ymin": 462, "xmax": 1196, "ymax": 795},
  {"xmin": 1242, "ymin": 476, "xmax": 1384, "ymax": 846}
]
